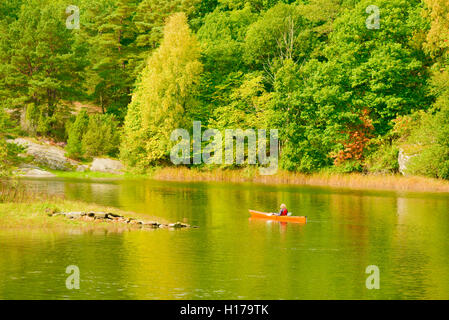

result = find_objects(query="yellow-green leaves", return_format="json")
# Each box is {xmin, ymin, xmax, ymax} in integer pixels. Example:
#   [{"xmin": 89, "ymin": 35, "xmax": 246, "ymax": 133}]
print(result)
[{"xmin": 121, "ymin": 13, "xmax": 202, "ymax": 168}]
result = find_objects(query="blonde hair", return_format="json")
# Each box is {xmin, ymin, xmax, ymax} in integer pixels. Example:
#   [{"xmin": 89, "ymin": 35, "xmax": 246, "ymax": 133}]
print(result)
[{"xmin": 280, "ymin": 204, "xmax": 287, "ymax": 209}]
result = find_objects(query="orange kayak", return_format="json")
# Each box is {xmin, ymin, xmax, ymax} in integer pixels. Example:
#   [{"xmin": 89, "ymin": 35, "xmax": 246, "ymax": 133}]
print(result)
[{"xmin": 249, "ymin": 210, "xmax": 307, "ymax": 224}]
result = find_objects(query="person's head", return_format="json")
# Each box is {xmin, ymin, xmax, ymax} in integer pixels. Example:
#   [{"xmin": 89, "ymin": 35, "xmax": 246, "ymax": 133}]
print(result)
[{"xmin": 280, "ymin": 204, "xmax": 287, "ymax": 209}]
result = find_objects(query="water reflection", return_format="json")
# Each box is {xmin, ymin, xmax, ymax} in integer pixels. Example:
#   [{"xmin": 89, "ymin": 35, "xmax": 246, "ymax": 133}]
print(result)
[{"xmin": 1, "ymin": 178, "xmax": 449, "ymax": 299}]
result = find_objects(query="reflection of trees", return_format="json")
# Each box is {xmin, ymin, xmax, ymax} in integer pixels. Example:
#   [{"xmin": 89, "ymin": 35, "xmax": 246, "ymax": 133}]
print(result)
[
  {"xmin": 0, "ymin": 230, "xmax": 130, "ymax": 299},
  {"xmin": 390, "ymin": 196, "xmax": 449, "ymax": 299},
  {"xmin": 11, "ymin": 180, "xmax": 449, "ymax": 299}
]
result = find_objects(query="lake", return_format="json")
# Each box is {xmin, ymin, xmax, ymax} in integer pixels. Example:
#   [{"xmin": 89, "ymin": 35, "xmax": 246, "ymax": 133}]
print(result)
[{"xmin": 1, "ymin": 178, "xmax": 449, "ymax": 299}]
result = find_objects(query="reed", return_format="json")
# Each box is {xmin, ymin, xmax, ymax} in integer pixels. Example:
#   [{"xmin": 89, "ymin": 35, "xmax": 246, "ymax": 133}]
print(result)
[
  {"xmin": 0, "ymin": 179, "xmax": 63, "ymax": 203},
  {"xmin": 151, "ymin": 167, "xmax": 449, "ymax": 193}
]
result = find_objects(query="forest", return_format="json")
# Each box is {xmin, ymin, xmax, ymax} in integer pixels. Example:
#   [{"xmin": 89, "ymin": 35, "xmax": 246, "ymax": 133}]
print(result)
[{"xmin": 0, "ymin": 0, "xmax": 448, "ymax": 178}]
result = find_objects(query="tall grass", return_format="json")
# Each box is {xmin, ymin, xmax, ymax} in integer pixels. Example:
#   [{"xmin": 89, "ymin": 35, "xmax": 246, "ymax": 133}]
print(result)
[
  {"xmin": 151, "ymin": 167, "xmax": 449, "ymax": 193},
  {"xmin": 0, "ymin": 180, "xmax": 27, "ymax": 203},
  {"xmin": 0, "ymin": 179, "xmax": 63, "ymax": 203}
]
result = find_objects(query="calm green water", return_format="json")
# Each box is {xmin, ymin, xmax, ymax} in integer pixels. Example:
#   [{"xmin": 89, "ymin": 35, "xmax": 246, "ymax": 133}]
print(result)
[{"xmin": 1, "ymin": 178, "xmax": 449, "ymax": 299}]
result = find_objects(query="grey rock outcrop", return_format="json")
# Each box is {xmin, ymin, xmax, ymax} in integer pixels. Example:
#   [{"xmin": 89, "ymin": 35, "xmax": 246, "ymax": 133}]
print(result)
[
  {"xmin": 17, "ymin": 168, "xmax": 56, "ymax": 177},
  {"xmin": 90, "ymin": 158, "xmax": 124, "ymax": 174},
  {"xmin": 8, "ymin": 138, "xmax": 78, "ymax": 171}
]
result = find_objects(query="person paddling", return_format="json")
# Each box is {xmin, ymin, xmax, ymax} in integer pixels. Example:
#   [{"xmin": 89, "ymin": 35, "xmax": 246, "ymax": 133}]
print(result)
[{"xmin": 277, "ymin": 204, "xmax": 288, "ymax": 216}]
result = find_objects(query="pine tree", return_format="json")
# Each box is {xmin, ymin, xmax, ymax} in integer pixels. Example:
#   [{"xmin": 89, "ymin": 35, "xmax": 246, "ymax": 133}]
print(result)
[
  {"xmin": 82, "ymin": 0, "xmax": 139, "ymax": 119},
  {"xmin": 82, "ymin": 114, "xmax": 120, "ymax": 158},
  {"xmin": 66, "ymin": 109, "xmax": 89, "ymax": 159},
  {"xmin": 0, "ymin": 0, "xmax": 85, "ymax": 138}
]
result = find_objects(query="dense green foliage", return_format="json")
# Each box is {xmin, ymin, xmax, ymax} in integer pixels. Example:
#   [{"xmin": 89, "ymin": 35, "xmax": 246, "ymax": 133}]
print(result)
[
  {"xmin": 0, "ymin": 109, "xmax": 21, "ymax": 176},
  {"xmin": 65, "ymin": 109, "xmax": 89, "ymax": 159},
  {"xmin": 1, "ymin": 0, "xmax": 449, "ymax": 178},
  {"xmin": 121, "ymin": 12, "xmax": 202, "ymax": 168},
  {"xmin": 66, "ymin": 109, "xmax": 120, "ymax": 160}
]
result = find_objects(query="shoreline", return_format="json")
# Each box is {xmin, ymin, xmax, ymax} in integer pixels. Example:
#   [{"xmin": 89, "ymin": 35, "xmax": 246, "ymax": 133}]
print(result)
[
  {"xmin": 11, "ymin": 166, "xmax": 449, "ymax": 194},
  {"xmin": 152, "ymin": 168, "xmax": 449, "ymax": 194},
  {"xmin": 0, "ymin": 198, "xmax": 191, "ymax": 232}
]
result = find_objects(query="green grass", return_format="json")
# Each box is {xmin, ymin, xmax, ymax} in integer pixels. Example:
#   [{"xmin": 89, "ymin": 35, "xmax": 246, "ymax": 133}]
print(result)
[{"xmin": 0, "ymin": 192, "xmax": 167, "ymax": 231}]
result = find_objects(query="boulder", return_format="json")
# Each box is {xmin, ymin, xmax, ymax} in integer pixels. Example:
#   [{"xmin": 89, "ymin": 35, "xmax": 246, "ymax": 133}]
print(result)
[
  {"xmin": 93, "ymin": 212, "xmax": 107, "ymax": 219},
  {"xmin": 16, "ymin": 168, "xmax": 56, "ymax": 177},
  {"xmin": 8, "ymin": 138, "xmax": 78, "ymax": 171},
  {"xmin": 143, "ymin": 222, "xmax": 160, "ymax": 228},
  {"xmin": 168, "ymin": 222, "xmax": 188, "ymax": 228},
  {"xmin": 66, "ymin": 212, "xmax": 86, "ymax": 219},
  {"xmin": 107, "ymin": 212, "xmax": 122, "ymax": 218},
  {"xmin": 90, "ymin": 158, "xmax": 124, "ymax": 174},
  {"xmin": 76, "ymin": 164, "xmax": 90, "ymax": 172}
]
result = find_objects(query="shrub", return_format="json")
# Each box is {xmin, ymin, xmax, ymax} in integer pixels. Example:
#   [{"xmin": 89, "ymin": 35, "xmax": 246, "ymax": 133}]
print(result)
[
  {"xmin": 406, "ymin": 107, "xmax": 449, "ymax": 179},
  {"xmin": 65, "ymin": 109, "xmax": 89, "ymax": 159},
  {"xmin": 0, "ymin": 108, "xmax": 21, "ymax": 176},
  {"xmin": 25, "ymin": 103, "xmax": 71, "ymax": 141},
  {"xmin": 81, "ymin": 114, "xmax": 120, "ymax": 159},
  {"xmin": 365, "ymin": 143, "xmax": 399, "ymax": 174}
]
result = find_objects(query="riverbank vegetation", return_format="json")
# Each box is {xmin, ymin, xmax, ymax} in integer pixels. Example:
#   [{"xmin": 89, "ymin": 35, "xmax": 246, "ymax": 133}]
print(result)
[
  {"xmin": 150, "ymin": 167, "xmax": 449, "ymax": 193},
  {"xmin": 1, "ymin": 0, "xmax": 449, "ymax": 181},
  {"xmin": 0, "ymin": 181, "xmax": 169, "ymax": 230}
]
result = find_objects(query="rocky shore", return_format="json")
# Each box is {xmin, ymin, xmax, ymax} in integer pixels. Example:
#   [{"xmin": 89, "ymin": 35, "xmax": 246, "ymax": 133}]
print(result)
[
  {"xmin": 7, "ymin": 137, "xmax": 124, "ymax": 177},
  {"xmin": 48, "ymin": 210, "xmax": 193, "ymax": 229}
]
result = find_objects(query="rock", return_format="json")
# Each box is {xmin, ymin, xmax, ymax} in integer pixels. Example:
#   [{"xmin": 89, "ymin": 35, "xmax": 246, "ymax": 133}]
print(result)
[
  {"xmin": 66, "ymin": 212, "xmax": 86, "ymax": 219},
  {"xmin": 80, "ymin": 216, "xmax": 95, "ymax": 222},
  {"xmin": 93, "ymin": 212, "xmax": 107, "ymax": 219},
  {"xmin": 90, "ymin": 158, "xmax": 124, "ymax": 174},
  {"xmin": 51, "ymin": 212, "xmax": 66, "ymax": 217},
  {"xmin": 76, "ymin": 164, "xmax": 90, "ymax": 172},
  {"xmin": 19, "ymin": 163, "xmax": 41, "ymax": 170},
  {"xmin": 168, "ymin": 222, "xmax": 188, "ymax": 228},
  {"xmin": 15, "ymin": 168, "xmax": 56, "ymax": 177},
  {"xmin": 48, "ymin": 210, "xmax": 192, "ymax": 230},
  {"xmin": 398, "ymin": 148, "xmax": 418, "ymax": 176},
  {"xmin": 143, "ymin": 222, "xmax": 160, "ymax": 228},
  {"xmin": 8, "ymin": 138, "xmax": 79, "ymax": 171},
  {"xmin": 106, "ymin": 213, "xmax": 122, "ymax": 218}
]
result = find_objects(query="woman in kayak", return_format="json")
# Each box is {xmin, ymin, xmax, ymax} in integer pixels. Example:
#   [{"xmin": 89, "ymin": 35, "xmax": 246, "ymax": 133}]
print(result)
[{"xmin": 277, "ymin": 204, "xmax": 288, "ymax": 216}]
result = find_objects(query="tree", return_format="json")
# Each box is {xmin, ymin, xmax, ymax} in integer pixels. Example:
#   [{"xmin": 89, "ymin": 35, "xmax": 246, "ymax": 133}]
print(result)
[
  {"xmin": 81, "ymin": 0, "xmax": 139, "ymax": 119},
  {"xmin": 134, "ymin": 0, "xmax": 200, "ymax": 52},
  {"xmin": 244, "ymin": 3, "xmax": 314, "ymax": 67},
  {"xmin": 121, "ymin": 12, "xmax": 203, "ymax": 168},
  {"xmin": 403, "ymin": 0, "xmax": 449, "ymax": 179},
  {"xmin": 197, "ymin": 5, "xmax": 256, "ymax": 112},
  {"xmin": 0, "ymin": 0, "xmax": 24, "ymax": 21},
  {"xmin": 0, "ymin": 108, "xmax": 19, "ymax": 176},
  {"xmin": 265, "ymin": 0, "xmax": 432, "ymax": 172},
  {"xmin": 423, "ymin": 0, "xmax": 449, "ymax": 59},
  {"xmin": 65, "ymin": 109, "xmax": 89, "ymax": 159},
  {"xmin": 0, "ymin": 0, "xmax": 85, "ymax": 139},
  {"xmin": 82, "ymin": 114, "xmax": 120, "ymax": 158}
]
